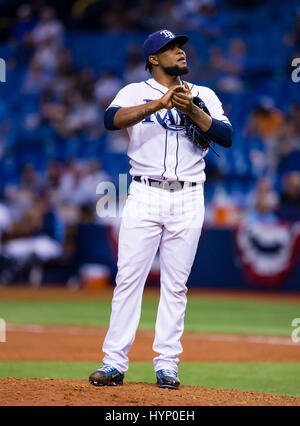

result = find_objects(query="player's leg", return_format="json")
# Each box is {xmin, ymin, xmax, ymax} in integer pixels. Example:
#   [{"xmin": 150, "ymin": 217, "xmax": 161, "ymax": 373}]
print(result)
[
  {"xmin": 101, "ymin": 182, "xmax": 163, "ymax": 374},
  {"xmin": 152, "ymin": 185, "xmax": 205, "ymax": 381}
]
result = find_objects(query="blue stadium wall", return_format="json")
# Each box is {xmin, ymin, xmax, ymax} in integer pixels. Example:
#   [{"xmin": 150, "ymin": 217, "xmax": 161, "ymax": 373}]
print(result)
[{"xmin": 42, "ymin": 223, "xmax": 300, "ymax": 292}]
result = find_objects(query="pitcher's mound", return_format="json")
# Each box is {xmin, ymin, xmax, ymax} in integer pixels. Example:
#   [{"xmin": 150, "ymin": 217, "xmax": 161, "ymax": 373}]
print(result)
[{"xmin": 1, "ymin": 378, "xmax": 300, "ymax": 406}]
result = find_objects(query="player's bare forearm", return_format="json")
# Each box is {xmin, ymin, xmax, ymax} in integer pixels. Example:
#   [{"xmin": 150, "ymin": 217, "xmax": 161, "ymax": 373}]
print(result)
[
  {"xmin": 113, "ymin": 100, "xmax": 163, "ymax": 129},
  {"xmin": 113, "ymin": 85, "xmax": 181, "ymax": 129},
  {"xmin": 186, "ymin": 104, "xmax": 212, "ymax": 132},
  {"xmin": 113, "ymin": 102, "xmax": 158, "ymax": 128}
]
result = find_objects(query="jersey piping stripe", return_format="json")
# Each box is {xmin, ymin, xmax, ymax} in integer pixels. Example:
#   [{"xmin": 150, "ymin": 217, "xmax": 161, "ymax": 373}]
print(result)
[
  {"xmin": 175, "ymin": 132, "xmax": 179, "ymax": 181},
  {"xmin": 144, "ymin": 81, "xmax": 165, "ymax": 95},
  {"xmin": 182, "ymin": 80, "xmax": 194, "ymax": 91},
  {"xmin": 162, "ymin": 130, "xmax": 168, "ymax": 178}
]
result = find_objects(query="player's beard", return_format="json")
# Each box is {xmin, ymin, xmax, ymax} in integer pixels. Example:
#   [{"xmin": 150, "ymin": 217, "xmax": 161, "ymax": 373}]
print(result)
[{"xmin": 161, "ymin": 64, "xmax": 189, "ymax": 76}]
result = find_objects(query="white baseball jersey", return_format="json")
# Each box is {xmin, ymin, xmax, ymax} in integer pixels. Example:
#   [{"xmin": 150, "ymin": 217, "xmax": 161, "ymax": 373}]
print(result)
[
  {"xmin": 101, "ymin": 76, "xmax": 229, "ymax": 375},
  {"xmin": 108, "ymin": 77, "xmax": 230, "ymax": 183}
]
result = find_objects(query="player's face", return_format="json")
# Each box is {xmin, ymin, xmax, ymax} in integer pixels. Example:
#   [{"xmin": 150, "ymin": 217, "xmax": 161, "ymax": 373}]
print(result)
[{"xmin": 155, "ymin": 42, "xmax": 189, "ymax": 76}]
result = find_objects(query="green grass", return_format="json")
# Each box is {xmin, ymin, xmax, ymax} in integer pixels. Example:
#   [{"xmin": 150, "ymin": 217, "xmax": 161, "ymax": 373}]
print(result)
[
  {"xmin": 185, "ymin": 298, "xmax": 300, "ymax": 336},
  {"xmin": 0, "ymin": 300, "xmax": 112, "ymax": 327},
  {"xmin": 0, "ymin": 361, "xmax": 299, "ymax": 398},
  {"xmin": 1, "ymin": 293, "xmax": 299, "ymax": 400},
  {"xmin": 0, "ymin": 296, "xmax": 299, "ymax": 336}
]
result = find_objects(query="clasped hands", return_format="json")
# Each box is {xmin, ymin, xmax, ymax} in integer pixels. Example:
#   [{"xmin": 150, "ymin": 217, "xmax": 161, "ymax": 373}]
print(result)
[{"xmin": 159, "ymin": 82, "xmax": 194, "ymax": 115}]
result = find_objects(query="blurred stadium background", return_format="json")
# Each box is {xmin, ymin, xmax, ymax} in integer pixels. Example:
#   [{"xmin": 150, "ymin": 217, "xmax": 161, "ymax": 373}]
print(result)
[{"xmin": 0, "ymin": 0, "xmax": 300, "ymax": 292}]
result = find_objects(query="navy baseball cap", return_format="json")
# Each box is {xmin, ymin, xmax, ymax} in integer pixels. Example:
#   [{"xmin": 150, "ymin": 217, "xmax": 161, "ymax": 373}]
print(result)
[{"xmin": 143, "ymin": 29, "xmax": 188, "ymax": 58}]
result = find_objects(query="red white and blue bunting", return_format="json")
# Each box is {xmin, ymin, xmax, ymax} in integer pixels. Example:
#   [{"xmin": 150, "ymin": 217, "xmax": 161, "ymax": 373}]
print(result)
[{"xmin": 235, "ymin": 222, "xmax": 300, "ymax": 288}]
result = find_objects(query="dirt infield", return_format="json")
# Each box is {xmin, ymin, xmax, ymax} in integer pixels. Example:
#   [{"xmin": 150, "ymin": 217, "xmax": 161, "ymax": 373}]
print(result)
[
  {"xmin": 1, "ymin": 286, "xmax": 300, "ymax": 406},
  {"xmin": 1, "ymin": 378, "xmax": 300, "ymax": 406},
  {"xmin": 2, "ymin": 325, "xmax": 300, "ymax": 362}
]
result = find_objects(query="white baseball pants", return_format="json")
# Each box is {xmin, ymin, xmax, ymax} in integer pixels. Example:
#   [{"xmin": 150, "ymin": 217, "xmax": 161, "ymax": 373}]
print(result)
[{"xmin": 102, "ymin": 179, "xmax": 205, "ymax": 373}]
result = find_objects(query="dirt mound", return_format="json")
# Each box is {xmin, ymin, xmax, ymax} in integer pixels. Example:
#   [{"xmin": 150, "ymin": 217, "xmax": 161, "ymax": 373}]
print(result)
[{"xmin": 1, "ymin": 378, "xmax": 300, "ymax": 406}]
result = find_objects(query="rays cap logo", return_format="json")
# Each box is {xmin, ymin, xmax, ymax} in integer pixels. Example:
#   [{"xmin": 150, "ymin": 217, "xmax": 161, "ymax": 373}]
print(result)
[{"xmin": 143, "ymin": 29, "xmax": 188, "ymax": 59}]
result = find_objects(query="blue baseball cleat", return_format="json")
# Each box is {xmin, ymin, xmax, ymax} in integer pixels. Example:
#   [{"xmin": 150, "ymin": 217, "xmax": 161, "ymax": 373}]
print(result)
[
  {"xmin": 156, "ymin": 369, "xmax": 180, "ymax": 390},
  {"xmin": 89, "ymin": 364, "xmax": 124, "ymax": 386}
]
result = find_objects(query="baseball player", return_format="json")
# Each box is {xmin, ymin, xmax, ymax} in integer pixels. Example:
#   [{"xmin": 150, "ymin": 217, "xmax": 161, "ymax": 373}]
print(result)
[{"xmin": 89, "ymin": 29, "xmax": 233, "ymax": 389}]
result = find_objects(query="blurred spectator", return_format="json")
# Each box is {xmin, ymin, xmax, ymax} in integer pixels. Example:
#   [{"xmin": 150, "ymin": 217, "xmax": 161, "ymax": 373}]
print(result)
[
  {"xmin": 22, "ymin": 58, "xmax": 51, "ymax": 94},
  {"xmin": 272, "ymin": 103, "xmax": 300, "ymax": 171},
  {"xmin": 70, "ymin": 0, "xmax": 112, "ymax": 31},
  {"xmin": 244, "ymin": 98, "xmax": 284, "ymax": 140},
  {"xmin": 106, "ymin": 128, "xmax": 130, "ymax": 153},
  {"xmin": 77, "ymin": 68, "xmax": 96, "ymax": 97},
  {"xmin": 43, "ymin": 72, "xmax": 101, "ymax": 138},
  {"xmin": 25, "ymin": 6, "xmax": 65, "ymax": 74},
  {"xmin": 277, "ymin": 103, "xmax": 300, "ymax": 154},
  {"xmin": 101, "ymin": 0, "xmax": 128, "ymax": 32},
  {"xmin": 37, "ymin": 192, "xmax": 65, "ymax": 243},
  {"xmin": 4, "ymin": 164, "xmax": 42, "ymax": 223},
  {"xmin": 242, "ymin": 179, "xmax": 279, "ymax": 226},
  {"xmin": 276, "ymin": 171, "xmax": 300, "ymax": 222},
  {"xmin": 211, "ymin": 38, "xmax": 246, "ymax": 93},
  {"xmin": 73, "ymin": 159, "xmax": 111, "ymax": 206},
  {"xmin": 57, "ymin": 158, "xmax": 81, "ymax": 204},
  {"xmin": 29, "ymin": 6, "xmax": 64, "ymax": 50},
  {"xmin": 94, "ymin": 70, "xmax": 123, "ymax": 109},
  {"xmin": 243, "ymin": 195, "xmax": 278, "ymax": 225},
  {"xmin": 32, "ymin": 36, "xmax": 60, "ymax": 74},
  {"xmin": 12, "ymin": 4, "xmax": 36, "ymax": 43},
  {"xmin": 56, "ymin": 158, "xmax": 112, "ymax": 207},
  {"xmin": 123, "ymin": 44, "xmax": 148, "ymax": 83},
  {"xmin": 181, "ymin": 45, "xmax": 207, "ymax": 83},
  {"xmin": 10, "ymin": 4, "xmax": 36, "ymax": 66},
  {"xmin": 40, "ymin": 87, "xmax": 69, "ymax": 127},
  {"xmin": 212, "ymin": 38, "xmax": 247, "ymax": 76},
  {"xmin": 0, "ymin": 199, "xmax": 12, "ymax": 246},
  {"xmin": 207, "ymin": 46, "xmax": 229, "ymax": 84},
  {"xmin": 226, "ymin": 38, "xmax": 247, "ymax": 72},
  {"xmin": 78, "ymin": 203, "xmax": 96, "ymax": 224},
  {"xmin": 290, "ymin": 103, "xmax": 300, "ymax": 139},
  {"xmin": 243, "ymin": 98, "xmax": 284, "ymax": 174},
  {"xmin": 284, "ymin": 9, "xmax": 300, "ymax": 50},
  {"xmin": 178, "ymin": 0, "xmax": 221, "ymax": 38},
  {"xmin": 44, "ymin": 160, "xmax": 61, "ymax": 191},
  {"xmin": 59, "ymin": 92, "xmax": 100, "ymax": 137},
  {"xmin": 132, "ymin": 0, "xmax": 161, "ymax": 32},
  {"xmin": 279, "ymin": 172, "xmax": 300, "ymax": 207},
  {"xmin": 0, "ymin": 107, "xmax": 11, "ymax": 160},
  {"xmin": 245, "ymin": 177, "xmax": 279, "ymax": 212},
  {"xmin": 143, "ymin": 0, "xmax": 180, "ymax": 32},
  {"xmin": 19, "ymin": 163, "xmax": 42, "ymax": 193},
  {"xmin": 1, "ymin": 191, "xmax": 64, "ymax": 285},
  {"xmin": 49, "ymin": 48, "xmax": 76, "ymax": 98}
]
